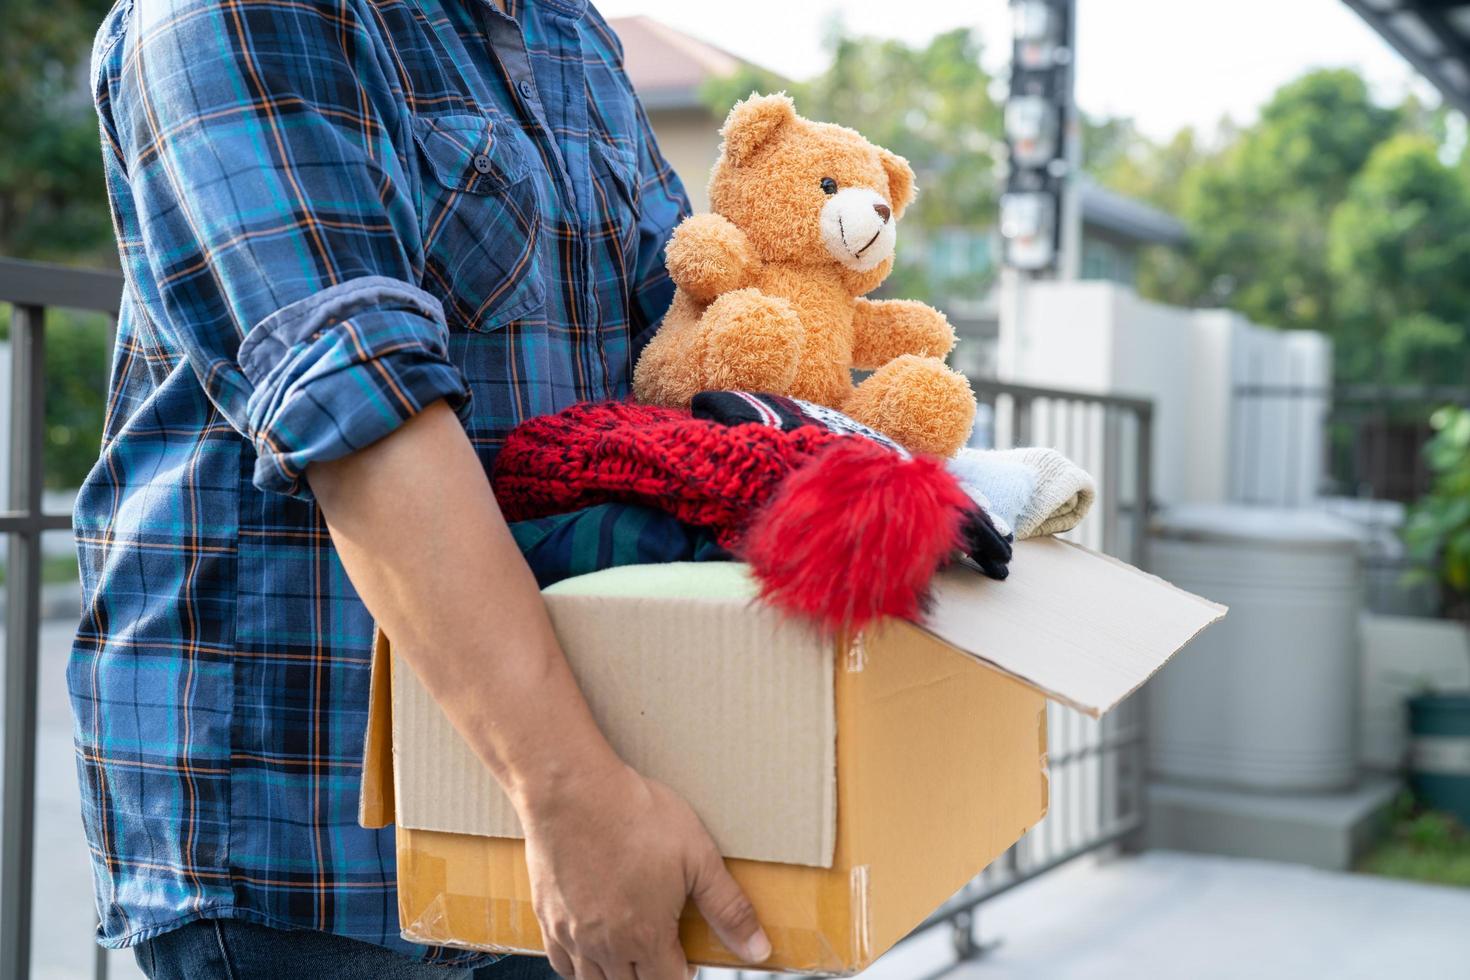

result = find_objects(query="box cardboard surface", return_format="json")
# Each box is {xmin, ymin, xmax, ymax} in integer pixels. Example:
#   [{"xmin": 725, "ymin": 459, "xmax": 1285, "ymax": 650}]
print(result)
[{"xmin": 361, "ymin": 537, "xmax": 1224, "ymax": 974}]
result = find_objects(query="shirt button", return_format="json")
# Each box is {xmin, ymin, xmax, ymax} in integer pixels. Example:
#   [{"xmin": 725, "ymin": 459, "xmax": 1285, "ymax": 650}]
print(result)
[
  {"xmin": 517, "ymin": 79, "xmax": 535, "ymax": 100},
  {"xmin": 473, "ymin": 154, "xmax": 493, "ymax": 175}
]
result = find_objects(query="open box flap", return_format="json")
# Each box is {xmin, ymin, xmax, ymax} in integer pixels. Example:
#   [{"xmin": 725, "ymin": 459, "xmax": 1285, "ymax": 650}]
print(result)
[{"xmin": 921, "ymin": 537, "xmax": 1227, "ymax": 718}]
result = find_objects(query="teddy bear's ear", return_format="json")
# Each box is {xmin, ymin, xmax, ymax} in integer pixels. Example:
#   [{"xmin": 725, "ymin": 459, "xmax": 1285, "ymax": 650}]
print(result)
[
  {"xmin": 880, "ymin": 148, "xmax": 917, "ymax": 219},
  {"xmin": 721, "ymin": 92, "xmax": 797, "ymax": 166}
]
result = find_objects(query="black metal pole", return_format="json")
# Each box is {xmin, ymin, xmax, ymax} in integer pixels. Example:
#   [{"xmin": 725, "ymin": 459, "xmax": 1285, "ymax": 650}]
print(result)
[{"xmin": 2, "ymin": 303, "xmax": 46, "ymax": 980}]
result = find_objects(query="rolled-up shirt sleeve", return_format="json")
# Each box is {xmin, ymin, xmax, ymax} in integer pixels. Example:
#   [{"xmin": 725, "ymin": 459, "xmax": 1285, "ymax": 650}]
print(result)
[
  {"xmin": 111, "ymin": 0, "xmax": 468, "ymax": 498},
  {"xmin": 236, "ymin": 276, "xmax": 468, "ymax": 495}
]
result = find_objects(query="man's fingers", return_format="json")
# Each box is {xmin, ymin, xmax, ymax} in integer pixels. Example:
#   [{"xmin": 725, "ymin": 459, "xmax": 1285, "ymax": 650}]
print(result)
[
  {"xmin": 573, "ymin": 957, "xmax": 609, "ymax": 980},
  {"xmin": 546, "ymin": 939, "xmax": 576, "ymax": 979},
  {"xmin": 633, "ymin": 932, "xmax": 692, "ymax": 980},
  {"xmin": 689, "ymin": 845, "xmax": 770, "ymax": 965}
]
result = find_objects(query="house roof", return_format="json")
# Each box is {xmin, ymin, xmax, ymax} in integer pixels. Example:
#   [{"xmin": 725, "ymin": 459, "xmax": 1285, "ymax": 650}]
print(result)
[
  {"xmin": 608, "ymin": 16, "xmax": 759, "ymax": 110},
  {"xmin": 1079, "ymin": 178, "xmax": 1189, "ymax": 248},
  {"xmin": 1343, "ymin": 1, "xmax": 1470, "ymax": 116}
]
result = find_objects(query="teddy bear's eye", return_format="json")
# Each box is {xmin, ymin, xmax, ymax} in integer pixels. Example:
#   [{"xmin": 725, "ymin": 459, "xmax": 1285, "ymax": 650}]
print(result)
[{"xmin": 820, "ymin": 177, "xmax": 838, "ymax": 195}]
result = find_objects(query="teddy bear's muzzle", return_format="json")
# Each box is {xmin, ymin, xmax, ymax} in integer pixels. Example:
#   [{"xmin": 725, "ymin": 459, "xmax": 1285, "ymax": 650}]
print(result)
[{"xmin": 820, "ymin": 186, "xmax": 897, "ymax": 272}]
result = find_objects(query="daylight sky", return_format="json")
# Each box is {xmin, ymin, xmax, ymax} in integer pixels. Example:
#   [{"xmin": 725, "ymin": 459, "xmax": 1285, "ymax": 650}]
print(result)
[{"xmin": 594, "ymin": 0, "xmax": 1439, "ymax": 142}]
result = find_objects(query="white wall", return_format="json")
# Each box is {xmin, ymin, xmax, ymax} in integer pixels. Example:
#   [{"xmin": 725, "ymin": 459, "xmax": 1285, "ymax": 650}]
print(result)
[
  {"xmin": 1226, "ymin": 324, "xmax": 1331, "ymax": 505},
  {"xmin": 997, "ymin": 280, "xmax": 1331, "ymax": 510},
  {"xmin": 645, "ymin": 106, "xmax": 721, "ymax": 212}
]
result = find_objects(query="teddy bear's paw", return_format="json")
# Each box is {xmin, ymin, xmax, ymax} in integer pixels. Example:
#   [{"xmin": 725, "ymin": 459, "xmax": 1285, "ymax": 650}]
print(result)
[
  {"xmin": 695, "ymin": 288, "xmax": 804, "ymax": 393},
  {"xmin": 843, "ymin": 354, "xmax": 977, "ymax": 458},
  {"xmin": 666, "ymin": 213, "xmax": 756, "ymax": 301}
]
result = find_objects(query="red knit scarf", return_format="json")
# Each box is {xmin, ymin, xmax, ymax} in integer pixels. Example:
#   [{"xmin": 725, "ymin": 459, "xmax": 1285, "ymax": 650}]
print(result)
[{"xmin": 492, "ymin": 401, "xmax": 978, "ymax": 632}]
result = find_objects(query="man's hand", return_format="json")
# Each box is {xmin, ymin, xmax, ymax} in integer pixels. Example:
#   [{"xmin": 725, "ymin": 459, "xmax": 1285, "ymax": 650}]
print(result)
[
  {"xmin": 522, "ymin": 762, "xmax": 770, "ymax": 980},
  {"xmin": 307, "ymin": 402, "xmax": 770, "ymax": 979}
]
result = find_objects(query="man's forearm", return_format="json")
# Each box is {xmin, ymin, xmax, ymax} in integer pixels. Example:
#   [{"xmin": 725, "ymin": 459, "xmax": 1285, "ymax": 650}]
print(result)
[{"xmin": 307, "ymin": 400, "xmax": 619, "ymax": 810}]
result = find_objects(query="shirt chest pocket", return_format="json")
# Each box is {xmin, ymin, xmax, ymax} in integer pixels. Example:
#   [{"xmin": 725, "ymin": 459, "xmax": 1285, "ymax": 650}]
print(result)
[
  {"xmin": 413, "ymin": 111, "xmax": 545, "ymax": 332},
  {"xmin": 590, "ymin": 140, "xmax": 640, "ymax": 263}
]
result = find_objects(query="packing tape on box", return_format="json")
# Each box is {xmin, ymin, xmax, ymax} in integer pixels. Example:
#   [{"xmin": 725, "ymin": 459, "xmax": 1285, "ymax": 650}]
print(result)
[
  {"xmin": 845, "ymin": 631, "xmax": 866, "ymax": 673},
  {"xmin": 395, "ymin": 825, "xmax": 873, "ymax": 974},
  {"xmin": 849, "ymin": 862, "xmax": 872, "ymax": 968}
]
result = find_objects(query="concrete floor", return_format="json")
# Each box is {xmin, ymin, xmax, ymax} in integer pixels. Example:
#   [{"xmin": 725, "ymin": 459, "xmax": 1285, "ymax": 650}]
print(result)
[
  {"xmin": 10, "ymin": 618, "xmax": 1470, "ymax": 980},
  {"xmin": 842, "ymin": 851, "xmax": 1470, "ymax": 979}
]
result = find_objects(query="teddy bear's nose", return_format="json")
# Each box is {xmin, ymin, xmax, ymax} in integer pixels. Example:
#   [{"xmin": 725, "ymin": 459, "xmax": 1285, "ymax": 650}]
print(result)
[{"xmin": 874, "ymin": 203, "xmax": 892, "ymax": 223}]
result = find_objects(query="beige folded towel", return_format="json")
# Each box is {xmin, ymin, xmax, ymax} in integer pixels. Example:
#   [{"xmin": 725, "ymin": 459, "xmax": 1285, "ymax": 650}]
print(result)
[
  {"xmin": 947, "ymin": 447, "xmax": 1097, "ymax": 539},
  {"xmin": 1009, "ymin": 447, "xmax": 1096, "ymax": 537}
]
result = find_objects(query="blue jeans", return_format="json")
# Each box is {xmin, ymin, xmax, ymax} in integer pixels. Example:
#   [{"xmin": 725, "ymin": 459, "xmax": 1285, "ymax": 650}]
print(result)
[{"xmin": 133, "ymin": 919, "xmax": 559, "ymax": 980}]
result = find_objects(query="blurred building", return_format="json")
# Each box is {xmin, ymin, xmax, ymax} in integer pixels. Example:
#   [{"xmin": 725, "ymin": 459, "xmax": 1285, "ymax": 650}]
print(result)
[
  {"xmin": 609, "ymin": 16, "xmax": 759, "ymax": 212},
  {"xmin": 611, "ymin": 15, "xmax": 1188, "ymax": 377}
]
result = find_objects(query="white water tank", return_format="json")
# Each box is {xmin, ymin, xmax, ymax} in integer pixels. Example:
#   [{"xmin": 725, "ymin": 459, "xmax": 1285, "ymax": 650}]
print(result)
[{"xmin": 1147, "ymin": 504, "xmax": 1363, "ymax": 792}]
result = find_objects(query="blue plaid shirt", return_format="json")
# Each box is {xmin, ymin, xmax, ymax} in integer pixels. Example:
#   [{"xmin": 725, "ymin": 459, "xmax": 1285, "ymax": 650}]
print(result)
[{"xmin": 72, "ymin": 0, "xmax": 688, "ymax": 961}]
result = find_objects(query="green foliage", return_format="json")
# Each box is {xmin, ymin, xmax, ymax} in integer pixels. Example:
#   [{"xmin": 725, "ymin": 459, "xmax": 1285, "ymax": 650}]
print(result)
[
  {"xmin": 1084, "ymin": 120, "xmax": 1212, "ymax": 305},
  {"xmin": 0, "ymin": 0, "xmax": 118, "ymax": 264},
  {"xmin": 700, "ymin": 28, "xmax": 1002, "ymax": 303},
  {"xmin": 1086, "ymin": 121, "xmax": 1204, "ymax": 219},
  {"xmin": 1086, "ymin": 69, "xmax": 1470, "ymax": 385},
  {"xmin": 0, "ymin": 0, "xmax": 117, "ymax": 491},
  {"xmin": 1080, "ymin": 114, "xmax": 1142, "ymax": 179},
  {"xmin": 1182, "ymin": 70, "xmax": 1400, "ymax": 333},
  {"xmin": 1329, "ymin": 135, "xmax": 1470, "ymax": 384},
  {"xmin": 0, "ymin": 303, "xmax": 110, "ymax": 489},
  {"xmin": 1358, "ymin": 794, "xmax": 1470, "ymax": 888},
  {"xmin": 0, "ymin": 552, "xmax": 83, "ymax": 587},
  {"xmin": 1403, "ymin": 407, "xmax": 1470, "ymax": 601},
  {"xmin": 43, "ymin": 309, "xmax": 112, "ymax": 489}
]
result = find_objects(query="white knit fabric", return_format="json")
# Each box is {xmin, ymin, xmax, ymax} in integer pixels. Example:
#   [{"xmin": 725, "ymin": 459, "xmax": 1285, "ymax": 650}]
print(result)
[{"xmin": 947, "ymin": 447, "xmax": 1096, "ymax": 539}]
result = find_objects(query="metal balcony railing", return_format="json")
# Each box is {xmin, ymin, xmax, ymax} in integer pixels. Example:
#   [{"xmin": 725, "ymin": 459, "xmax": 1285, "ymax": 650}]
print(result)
[
  {"xmin": 1230, "ymin": 380, "xmax": 1470, "ymax": 619},
  {"xmin": 879, "ymin": 379, "xmax": 1156, "ymax": 974},
  {"xmin": 0, "ymin": 257, "xmax": 1156, "ymax": 980},
  {"xmin": 1, "ymin": 257, "xmax": 124, "ymax": 980}
]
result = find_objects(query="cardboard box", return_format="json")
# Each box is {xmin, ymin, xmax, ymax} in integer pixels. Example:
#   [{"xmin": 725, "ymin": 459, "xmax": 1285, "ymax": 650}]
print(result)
[{"xmin": 360, "ymin": 537, "xmax": 1224, "ymax": 975}]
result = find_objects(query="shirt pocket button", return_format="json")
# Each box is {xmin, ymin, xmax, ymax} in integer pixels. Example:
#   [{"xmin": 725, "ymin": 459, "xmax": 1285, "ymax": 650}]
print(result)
[{"xmin": 412, "ymin": 111, "xmax": 544, "ymax": 333}]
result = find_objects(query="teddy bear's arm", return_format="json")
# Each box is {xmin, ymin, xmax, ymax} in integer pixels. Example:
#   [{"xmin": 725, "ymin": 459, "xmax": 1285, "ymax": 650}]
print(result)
[
  {"xmin": 850, "ymin": 298, "xmax": 957, "ymax": 369},
  {"xmin": 663, "ymin": 213, "xmax": 758, "ymax": 302}
]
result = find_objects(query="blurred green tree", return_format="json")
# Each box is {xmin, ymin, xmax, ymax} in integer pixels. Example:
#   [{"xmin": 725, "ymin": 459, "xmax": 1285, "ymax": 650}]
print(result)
[
  {"xmin": 700, "ymin": 27, "xmax": 1003, "ymax": 302},
  {"xmin": 1329, "ymin": 134, "xmax": 1470, "ymax": 385},
  {"xmin": 1085, "ymin": 69, "xmax": 1470, "ymax": 385},
  {"xmin": 1083, "ymin": 118, "xmax": 1211, "ymax": 306},
  {"xmin": 1, "ymin": 0, "xmax": 117, "ymax": 264},
  {"xmin": 42, "ymin": 310, "xmax": 114, "ymax": 489},
  {"xmin": 1180, "ymin": 70, "xmax": 1400, "ymax": 334},
  {"xmin": 1404, "ymin": 406, "xmax": 1470, "ymax": 616},
  {"xmin": 1082, "ymin": 113, "xmax": 1147, "ymax": 186},
  {"xmin": 2, "ymin": 0, "xmax": 117, "ymax": 488}
]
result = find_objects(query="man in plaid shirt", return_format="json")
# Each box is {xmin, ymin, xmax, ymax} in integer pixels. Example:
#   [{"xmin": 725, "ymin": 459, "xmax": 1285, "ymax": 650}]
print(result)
[{"xmin": 74, "ymin": 0, "xmax": 772, "ymax": 976}]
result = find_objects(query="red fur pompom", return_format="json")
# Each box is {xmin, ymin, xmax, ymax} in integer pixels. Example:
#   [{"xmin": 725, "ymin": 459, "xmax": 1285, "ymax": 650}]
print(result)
[{"xmin": 741, "ymin": 439, "xmax": 973, "ymax": 634}]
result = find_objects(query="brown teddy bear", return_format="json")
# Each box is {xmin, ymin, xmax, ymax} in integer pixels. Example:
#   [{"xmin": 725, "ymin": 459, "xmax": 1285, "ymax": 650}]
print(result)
[{"xmin": 632, "ymin": 92, "xmax": 976, "ymax": 458}]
